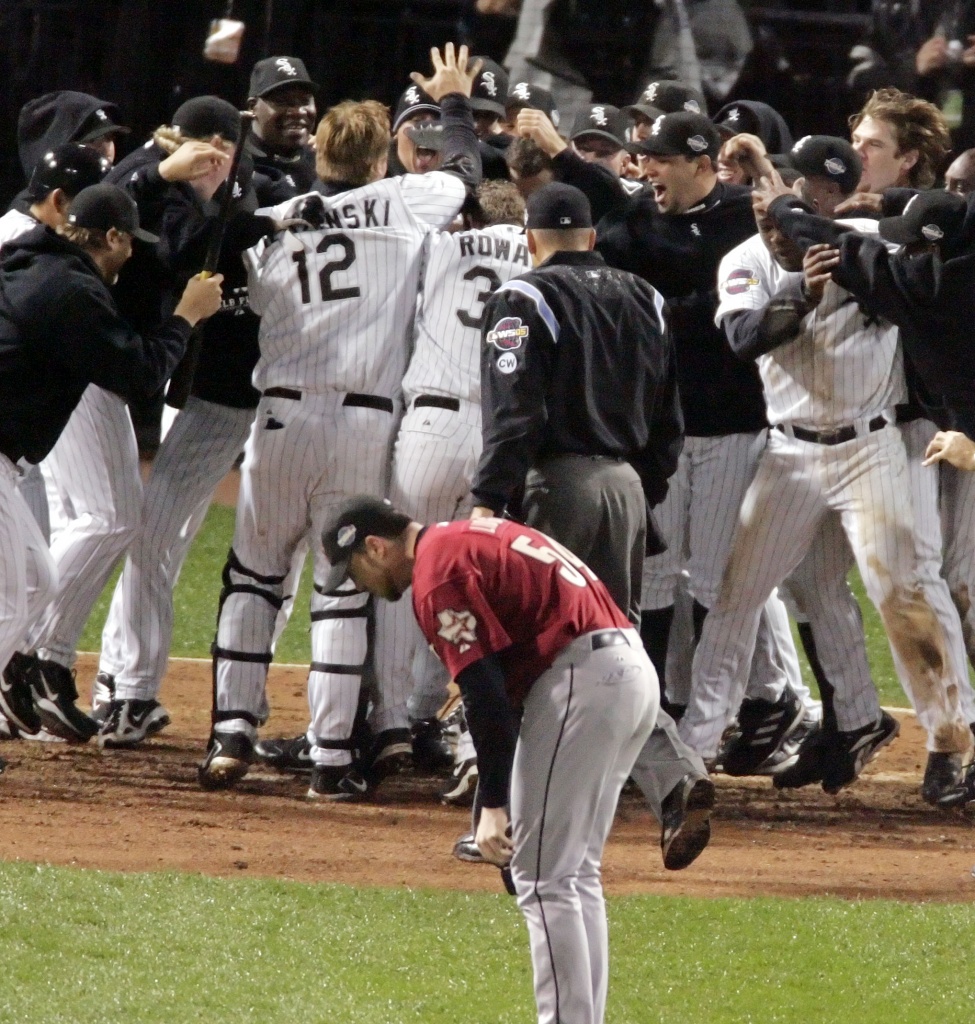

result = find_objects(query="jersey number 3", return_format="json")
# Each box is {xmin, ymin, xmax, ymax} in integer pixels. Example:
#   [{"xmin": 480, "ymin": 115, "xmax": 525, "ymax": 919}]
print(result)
[
  {"xmin": 292, "ymin": 233, "xmax": 361, "ymax": 304},
  {"xmin": 456, "ymin": 266, "xmax": 502, "ymax": 329}
]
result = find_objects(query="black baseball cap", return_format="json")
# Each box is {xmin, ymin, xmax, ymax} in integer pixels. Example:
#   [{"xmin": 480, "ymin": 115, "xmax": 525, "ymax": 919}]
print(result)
[
  {"xmin": 628, "ymin": 111, "xmax": 721, "ymax": 160},
  {"xmin": 712, "ymin": 102, "xmax": 758, "ymax": 139},
  {"xmin": 393, "ymin": 84, "xmax": 440, "ymax": 133},
  {"xmin": 470, "ymin": 58, "xmax": 509, "ymax": 118},
  {"xmin": 406, "ymin": 123, "xmax": 445, "ymax": 151},
  {"xmin": 505, "ymin": 82, "xmax": 561, "ymax": 129},
  {"xmin": 25, "ymin": 144, "xmax": 111, "ymax": 202},
  {"xmin": 878, "ymin": 189, "xmax": 968, "ymax": 245},
  {"xmin": 248, "ymin": 56, "xmax": 318, "ymax": 99},
  {"xmin": 526, "ymin": 182, "xmax": 592, "ymax": 229},
  {"xmin": 623, "ymin": 80, "xmax": 707, "ymax": 121},
  {"xmin": 787, "ymin": 136, "xmax": 861, "ymax": 195},
  {"xmin": 66, "ymin": 183, "xmax": 159, "ymax": 243},
  {"xmin": 570, "ymin": 105, "xmax": 627, "ymax": 148},
  {"xmin": 172, "ymin": 96, "xmax": 242, "ymax": 144},
  {"xmin": 322, "ymin": 496, "xmax": 412, "ymax": 592}
]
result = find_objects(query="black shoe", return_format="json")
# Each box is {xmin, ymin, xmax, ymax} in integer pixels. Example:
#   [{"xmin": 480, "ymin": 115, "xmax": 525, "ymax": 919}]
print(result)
[
  {"xmin": 452, "ymin": 831, "xmax": 485, "ymax": 864},
  {"xmin": 198, "ymin": 731, "xmax": 253, "ymax": 790},
  {"xmin": 441, "ymin": 757, "xmax": 479, "ymax": 806},
  {"xmin": 773, "ymin": 724, "xmax": 832, "ymax": 789},
  {"xmin": 821, "ymin": 711, "xmax": 900, "ymax": 795},
  {"xmin": 97, "ymin": 699, "xmax": 171, "ymax": 749},
  {"xmin": 360, "ymin": 728, "xmax": 412, "ymax": 787},
  {"xmin": 90, "ymin": 672, "xmax": 116, "ymax": 724},
  {"xmin": 411, "ymin": 718, "xmax": 454, "ymax": 772},
  {"xmin": 31, "ymin": 659, "xmax": 98, "ymax": 742},
  {"xmin": 719, "ymin": 688, "xmax": 805, "ymax": 777},
  {"xmin": 306, "ymin": 763, "xmax": 369, "ymax": 801},
  {"xmin": 753, "ymin": 712, "xmax": 821, "ymax": 777},
  {"xmin": 660, "ymin": 774, "xmax": 715, "ymax": 871},
  {"xmin": 254, "ymin": 734, "xmax": 313, "ymax": 774},
  {"xmin": 0, "ymin": 652, "xmax": 42, "ymax": 735},
  {"xmin": 921, "ymin": 751, "xmax": 967, "ymax": 807}
]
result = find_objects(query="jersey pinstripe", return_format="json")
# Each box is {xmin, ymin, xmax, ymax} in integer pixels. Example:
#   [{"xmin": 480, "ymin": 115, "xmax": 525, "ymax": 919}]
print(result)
[{"xmin": 0, "ymin": 209, "xmax": 38, "ymax": 248}]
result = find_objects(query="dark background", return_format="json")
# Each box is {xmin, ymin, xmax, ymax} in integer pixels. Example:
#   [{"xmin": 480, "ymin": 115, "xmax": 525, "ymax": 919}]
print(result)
[{"xmin": 0, "ymin": 0, "xmax": 871, "ymax": 205}]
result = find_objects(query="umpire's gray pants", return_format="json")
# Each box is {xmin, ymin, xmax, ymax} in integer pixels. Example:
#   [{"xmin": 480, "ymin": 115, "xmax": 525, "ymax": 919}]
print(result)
[{"xmin": 523, "ymin": 454, "xmax": 707, "ymax": 818}]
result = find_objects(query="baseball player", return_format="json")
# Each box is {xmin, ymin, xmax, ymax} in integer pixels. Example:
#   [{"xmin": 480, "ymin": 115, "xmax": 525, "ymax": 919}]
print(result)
[
  {"xmin": 321, "ymin": 497, "xmax": 658, "ymax": 1024},
  {"xmin": 684, "ymin": 171, "xmax": 972, "ymax": 802},
  {"xmin": 0, "ymin": 185, "xmax": 221, "ymax": 740},
  {"xmin": 198, "ymin": 44, "xmax": 484, "ymax": 796}
]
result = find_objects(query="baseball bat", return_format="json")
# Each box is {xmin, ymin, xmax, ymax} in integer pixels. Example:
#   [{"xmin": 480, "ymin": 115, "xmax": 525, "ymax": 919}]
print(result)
[{"xmin": 165, "ymin": 111, "xmax": 255, "ymax": 410}]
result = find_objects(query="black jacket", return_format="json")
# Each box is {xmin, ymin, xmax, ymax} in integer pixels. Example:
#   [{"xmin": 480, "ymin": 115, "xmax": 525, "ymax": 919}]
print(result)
[
  {"xmin": 596, "ymin": 181, "xmax": 769, "ymax": 436},
  {"xmin": 246, "ymin": 134, "xmax": 318, "ymax": 206},
  {"xmin": 471, "ymin": 249, "xmax": 683, "ymax": 539},
  {"xmin": 767, "ymin": 193, "xmax": 975, "ymax": 436},
  {"xmin": 0, "ymin": 226, "xmax": 190, "ymax": 463}
]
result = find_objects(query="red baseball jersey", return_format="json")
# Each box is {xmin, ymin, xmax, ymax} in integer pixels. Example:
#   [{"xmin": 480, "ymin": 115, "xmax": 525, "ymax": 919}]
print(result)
[{"xmin": 411, "ymin": 517, "xmax": 630, "ymax": 705}]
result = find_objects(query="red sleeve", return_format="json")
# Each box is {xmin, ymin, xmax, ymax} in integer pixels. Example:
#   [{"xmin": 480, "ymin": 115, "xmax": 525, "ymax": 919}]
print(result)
[{"xmin": 413, "ymin": 576, "xmax": 513, "ymax": 679}]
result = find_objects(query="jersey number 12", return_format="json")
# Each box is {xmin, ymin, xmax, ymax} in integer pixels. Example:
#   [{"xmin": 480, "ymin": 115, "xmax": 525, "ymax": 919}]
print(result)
[{"xmin": 292, "ymin": 233, "xmax": 361, "ymax": 304}]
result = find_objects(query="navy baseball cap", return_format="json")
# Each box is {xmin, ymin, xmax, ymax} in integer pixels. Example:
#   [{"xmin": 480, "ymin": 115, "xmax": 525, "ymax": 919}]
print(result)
[
  {"xmin": 570, "ymin": 105, "xmax": 627, "ymax": 148},
  {"xmin": 172, "ymin": 96, "xmax": 242, "ymax": 144},
  {"xmin": 505, "ymin": 82, "xmax": 561, "ymax": 129},
  {"xmin": 878, "ymin": 190, "xmax": 968, "ymax": 245},
  {"xmin": 526, "ymin": 182, "xmax": 593, "ymax": 229},
  {"xmin": 249, "ymin": 56, "xmax": 318, "ymax": 99},
  {"xmin": 321, "ymin": 496, "xmax": 412, "ymax": 592},
  {"xmin": 787, "ymin": 136, "xmax": 861, "ymax": 194},
  {"xmin": 623, "ymin": 80, "xmax": 706, "ymax": 121},
  {"xmin": 67, "ymin": 183, "xmax": 159, "ymax": 243},
  {"xmin": 629, "ymin": 112, "xmax": 721, "ymax": 160},
  {"xmin": 470, "ymin": 57, "xmax": 509, "ymax": 118},
  {"xmin": 393, "ymin": 84, "xmax": 440, "ymax": 133},
  {"xmin": 25, "ymin": 143, "xmax": 111, "ymax": 201}
]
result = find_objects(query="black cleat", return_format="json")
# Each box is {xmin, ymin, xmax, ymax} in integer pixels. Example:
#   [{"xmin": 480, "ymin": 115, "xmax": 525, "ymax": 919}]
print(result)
[
  {"xmin": 97, "ymin": 699, "xmax": 171, "ymax": 748},
  {"xmin": 31, "ymin": 659, "xmax": 98, "ymax": 742},
  {"xmin": 821, "ymin": 711, "xmax": 899, "ymax": 795},
  {"xmin": 90, "ymin": 672, "xmax": 116, "ymax": 724},
  {"xmin": 720, "ymin": 688, "xmax": 805, "ymax": 777},
  {"xmin": 198, "ymin": 731, "xmax": 254, "ymax": 790},
  {"xmin": 306, "ymin": 763, "xmax": 369, "ymax": 801},
  {"xmin": 360, "ymin": 728, "xmax": 412, "ymax": 787},
  {"xmin": 773, "ymin": 724, "xmax": 832, "ymax": 789},
  {"xmin": 411, "ymin": 718, "xmax": 454, "ymax": 772},
  {"xmin": 0, "ymin": 652, "xmax": 42, "ymax": 735},
  {"xmin": 660, "ymin": 774, "xmax": 715, "ymax": 871},
  {"xmin": 441, "ymin": 757, "xmax": 479, "ymax": 806},
  {"xmin": 254, "ymin": 734, "xmax": 313, "ymax": 774},
  {"xmin": 452, "ymin": 831, "xmax": 485, "ymax": 864},
  {"xmin": 921, "ymin": 751, "xmax": 967, "ymax": 807}
]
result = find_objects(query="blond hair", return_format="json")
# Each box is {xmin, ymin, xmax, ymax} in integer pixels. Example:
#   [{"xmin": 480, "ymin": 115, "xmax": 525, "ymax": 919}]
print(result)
[
  {"xmin": 315, "ymin": 100, "xmax": 390, "ymax": 185},
  {"xmin": 850, "ymin": 88, "xmax": 950, "ymax": 188},
  {"xmin": 471, "ymin": 180, "xmax": 526, "ymax": 227}
]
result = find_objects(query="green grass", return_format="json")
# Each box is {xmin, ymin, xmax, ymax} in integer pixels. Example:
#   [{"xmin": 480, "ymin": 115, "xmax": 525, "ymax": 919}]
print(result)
[
  {"xmin": 1, "ymin": 862, "xmax": 974, "ymax": 1024},
  {"xmin": 78, "ymin": 504, "xmax": 910, "ymax": 706}
]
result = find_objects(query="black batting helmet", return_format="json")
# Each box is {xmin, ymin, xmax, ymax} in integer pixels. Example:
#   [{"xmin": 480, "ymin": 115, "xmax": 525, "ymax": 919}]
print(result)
[{"xmin": 25, "ymin": 143, "xmax": 111, "ymax": 202}]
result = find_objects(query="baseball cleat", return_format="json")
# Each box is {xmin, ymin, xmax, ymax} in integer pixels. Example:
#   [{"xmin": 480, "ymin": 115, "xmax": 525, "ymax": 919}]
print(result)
[
  {"xmin": 410, "ymin": 718, "xmax": 454, "ymax": 772},
  {"xmin": 821, "ymin": 711, "xmax": 900, "ymax": 795},
  {"xmin": 0, "ymin": 652, "xmax": 43, "ymax": 735},
  {"xmin": 452, "ymin": 831, "xmax": 486, "ymax": 864},
  {"xmin": 441, "ymin": 757, "xmax": 479, "ymax": 806},
  {"xmin": 360, "ymin": 728, "xmax": 412, "ymax": 787},
  {"xmin": 660, "ymin": 773, "xmax": 715, "ymax": 871},
  {"xmin": 254, "ymin": 734, "xmax": 313, "ymax": 774},
  {"xmin": 719, "ymin": 687, "xmax": 805, "ymax": 777},
  {"xmin": 920, "ymin": 751, "xmax": 967, "ymax": 807},
  {"xmin": 752, "ymin": 711, "xmax": 821, "ymax": 777},
  {"xmin": 97, "ymin": 699, "xmax": 171, "ymax": 749},
  {"xmin": 31, "ymin": 659, "xmax": 98, "ymax": 742},
  {"xmin": 306, "ymin": 763, "xmax": 369, "ymax": 801},
  {"xmin": 773, "ymin": 724, "xmax": 832, "ymax": 789},
  {"xmin": 90, "ymin": 672, "xmax": 116, "ymax": 724},
  {"xmin": 198, "ymin": 731, "xmax": 254, "ymax": 790}
]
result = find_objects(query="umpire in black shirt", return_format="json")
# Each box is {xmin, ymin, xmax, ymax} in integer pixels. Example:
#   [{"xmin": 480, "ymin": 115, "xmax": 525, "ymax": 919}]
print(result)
[{"xmin": 470, "ymin": 182, "xmax": 715, "ymax": 871}]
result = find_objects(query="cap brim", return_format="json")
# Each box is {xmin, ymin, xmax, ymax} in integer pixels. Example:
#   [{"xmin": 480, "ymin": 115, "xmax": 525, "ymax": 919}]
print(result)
[
  {"xmin": 571, "ymin": 129, "xmax": 624, "ymax": 149},
  {"xmin": 323, "ymin": 556, "xmax": 353, "ymax": 594},
  {"xmin": 132, "ymin": 227, "xmax": 160, "ymax": 244},
  {"xmin": 406, "ymin": 128, "xmax": 444, "ymax": 150},
  {"xmin": 628, "ymin": 140, "xmax": 684, "ymax": 157},
  {"xmin": 714, "ymin": 122, "xmax": 738, "ymax": 140},
  {"xmin": 877, "ymin": 216, "xmax": 920, "ymax": 245},
  {"xmin": 470, "ymin": 98, "xmax": 507, "ymax": 118},
  {"xmin": 77, "ymin": 123, "xmax": 131, "ymax": 143},
  {"xmin": 255, "ymin": 78, "xmax": 319, "ymax": 98},
  {"xmin": 621, "ymin": 103, "xmax": 665, "ymax": 121},
  {"xmin": 392, "ymin": 105, "xmax": 441, "ymax": 133}
]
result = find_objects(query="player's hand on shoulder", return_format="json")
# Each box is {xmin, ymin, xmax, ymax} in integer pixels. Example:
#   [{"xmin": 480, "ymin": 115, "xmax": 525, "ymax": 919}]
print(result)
[
  {"xmin": 175, "ymin": 272, "xmax": 224, "ymax": 327},
  {"xmin": 833, "ymin": 191, "xmax": 883, "ymax": 217},
  {"xmin": 158, "ymin": 140, "xmax": 230, "ymax": 184},
  {"xmin": 923, "ymin": 430, "xmax": 975, "ymax": 470},
  {"xmin": 411, "ymin": 42, "xmax": 483, "ymax": 102},
  {"xmin": 801, "ymin": 243, "xmax": 840, "ymax": 305},
  {"xmin": 292, "ymin": 194, "xmax": 327, "ymax": 230},
  {"xmin": 475, "ymin": 805, "xmax": 513, "ymax": 867}
]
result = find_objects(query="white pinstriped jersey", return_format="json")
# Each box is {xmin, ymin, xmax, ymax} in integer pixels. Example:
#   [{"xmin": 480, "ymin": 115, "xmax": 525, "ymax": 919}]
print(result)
[
  {"xmin": 715, "ymin": 220, "xmax": 905, "ymax": 429},
  {"xmin": 0, "ymin": 209, "xmax": 38, "ymax": 249},
  {"xmin": 402, "ymin": 223, "xmax": 531, "ymax": 405},
  {"xmin": 247, "ymin": 172, "xmax": 466, "ymax": 396}
]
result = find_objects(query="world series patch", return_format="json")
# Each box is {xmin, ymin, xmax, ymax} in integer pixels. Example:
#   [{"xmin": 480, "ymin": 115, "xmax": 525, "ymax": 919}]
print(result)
[
  {"xmin": 723, "ymin": 268, "xmax": 759, "ymax": 295},
  {"xmin": 487, "ymin": 316, "xmax": 529, "ymax": 350}
]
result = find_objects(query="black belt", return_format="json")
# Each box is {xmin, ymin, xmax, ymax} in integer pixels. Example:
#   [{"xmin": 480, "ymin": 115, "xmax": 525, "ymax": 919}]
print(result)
[
  {"xmin": 591, "ymin": 629, "xmax": 629, "ymax": 651},
  {"xmin": 343, "ymin": 393, "xmax": 394, "ymax": 413},
  {"xmin": 263, "ymin": 387, "xmax": 301, "ymax": 401},
  {"xmin": 414, "ymin": 395, "xmax": 460, "ymax": 411},
  {"xmin": 775, "ymin": 415, "xmax": 888, "ymax": 446}
]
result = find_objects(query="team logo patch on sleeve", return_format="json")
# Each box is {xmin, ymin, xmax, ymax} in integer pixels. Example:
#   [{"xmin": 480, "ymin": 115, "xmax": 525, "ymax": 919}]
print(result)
[
  {"xmin": 723, "ymin": 268, "xmax": 759, "ymax": 294},
  {"xmin": 487, "ymin": 316, "xmax": 529, "ymax": 350},
  {"xmin": 437, "ymin": 609, "xmax": 478, "ymax": 653},
  {"xmin": 496, "ymin": 351, "xmax": 518, "ymax": 374}
]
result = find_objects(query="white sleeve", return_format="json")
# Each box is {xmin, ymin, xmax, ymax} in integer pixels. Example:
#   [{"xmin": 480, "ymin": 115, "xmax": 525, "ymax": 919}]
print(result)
[
  {"xmin": 397, "ymin": 172, "xmax": 467, "ymax": 229},
  {"xmin": 244, "ymin": 236, "xmax": 271, "ymax": 317},
  {"xmin": 715, "ymin": 238, "xmax": 776, "ymax": 327}
]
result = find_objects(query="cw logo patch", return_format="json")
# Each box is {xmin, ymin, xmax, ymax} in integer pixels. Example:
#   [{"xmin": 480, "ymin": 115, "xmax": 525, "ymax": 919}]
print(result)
[
  {"xmin": 723, "ymin": 267, "xmax": 759, "ymax": 294},
  {"xmin": 437, "ymin": 609, "xmax": 478, "ymax": 653},
  {"xmin": 487, "ymin": 316, "xmax": 529, "ymax": 350}
]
